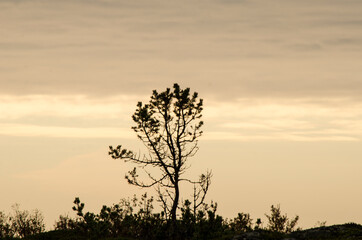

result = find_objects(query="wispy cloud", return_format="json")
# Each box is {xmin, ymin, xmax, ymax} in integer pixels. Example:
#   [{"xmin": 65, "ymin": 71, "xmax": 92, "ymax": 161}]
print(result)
[
  {"xmin": 0, "ymin": 123, "xmax": 132, "ymax": 139},
  {"xmin": 0, "ymin": 95, "xmax": 138, "ymax": 120},
  {"xmin": 204, "ymin": 98, "xmax": 362, "ymax": 141},
  {"xmin": 0, "ymin": 94, "xmax": 361, "ymax": 141},
  {"xmin": 1, "ymin": 95, "xmax": 362, "ymax": 141}
]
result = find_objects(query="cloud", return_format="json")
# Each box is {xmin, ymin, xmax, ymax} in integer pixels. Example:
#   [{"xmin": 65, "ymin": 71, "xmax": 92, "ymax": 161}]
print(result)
[
  {"xmin": 0, "ymin": 123, "xmax": 133, "ymax": 139},
  {"xmin": 287, "ymin": 43, "xmax": 323, "ymax": 52},
  {"xmin": 0, "ymin": 95, "xmax": 138, "ymax": 120},
  {"xmin": 0, "ymin": 95, "xmax": 137, "ymax": 138},
  {"xmin": 1, "ymin": 0, "xmax": 362, "ymax": 101},
  {"xmin": 204, "ymin": 98, "xmax": 362, "ymax": 142},
  {"xmin": 1, "ymin": 94, "xmax": 362, "ymax": 141}
]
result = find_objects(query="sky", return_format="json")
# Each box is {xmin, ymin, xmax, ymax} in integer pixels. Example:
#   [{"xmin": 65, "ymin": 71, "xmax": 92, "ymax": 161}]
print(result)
[{"xmin": 1, "ymin": 0, "xmax": 362, "ymax": 229}]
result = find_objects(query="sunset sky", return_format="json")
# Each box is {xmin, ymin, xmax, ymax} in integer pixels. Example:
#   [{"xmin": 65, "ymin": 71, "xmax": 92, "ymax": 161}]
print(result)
[{"xmin": 1, "ymin": 0, "xmax": 362, "ymax": 229}]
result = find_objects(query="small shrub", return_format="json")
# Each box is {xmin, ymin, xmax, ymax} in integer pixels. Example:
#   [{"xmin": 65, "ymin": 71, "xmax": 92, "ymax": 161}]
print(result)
[
  {"xmin": 192, "ymin": 202, "xmax": 224, "ymax": 240},
  {"xmin": 230, "ymin": 212, "xmax": 253, "ymax": 233},
  {"xmin": 9, "ymin": 204, "xmax": 45, "ymax": 238},
  {"xmin": 54, "ymin": 214, "xmax": 76, "ymax": 230},
  {"xmin": 0, "ymin": 211, "xmax": 14, "ymax": 238},
  {"xmin": 265, "ymin": 204, "xmax": 299, "ymax": 233},
  {"xmin": 254, "ymin": 218, "xmax": 262, "ymax": 230},
  {"xmin": 314, "ymin": 220, "xmax": 327, "ymax": 228}
]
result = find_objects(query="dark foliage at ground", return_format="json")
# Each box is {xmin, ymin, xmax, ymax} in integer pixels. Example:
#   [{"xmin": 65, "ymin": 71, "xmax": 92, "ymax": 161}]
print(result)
[
  {"xmin": 1, "ymin": 198, "xmax": 361, "ymax": 240},
  {"xmin": 2, "ymin": 224, "xmax": 361, "ymax": 240},
  {"xmin": 290, "ymin": 223, "xmax": 362, "ymax": 240}
]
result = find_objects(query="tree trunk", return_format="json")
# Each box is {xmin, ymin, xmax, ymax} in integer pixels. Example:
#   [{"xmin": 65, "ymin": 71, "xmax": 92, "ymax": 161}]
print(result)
[{"xmin": 170, "ymin": 180, "xmax": 180, "ymax": 236}]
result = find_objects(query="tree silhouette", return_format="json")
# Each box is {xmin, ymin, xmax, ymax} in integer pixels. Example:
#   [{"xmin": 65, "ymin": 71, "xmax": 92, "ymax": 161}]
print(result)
[{"xmin": 109, "ymin": 83, "xmax": 211, "ymax": 232}]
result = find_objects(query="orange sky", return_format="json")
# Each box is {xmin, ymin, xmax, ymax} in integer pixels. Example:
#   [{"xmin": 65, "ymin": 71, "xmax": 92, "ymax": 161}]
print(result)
[{"xmin": 1, "ymin": 0, "xmax": 362, "ymax": 229}]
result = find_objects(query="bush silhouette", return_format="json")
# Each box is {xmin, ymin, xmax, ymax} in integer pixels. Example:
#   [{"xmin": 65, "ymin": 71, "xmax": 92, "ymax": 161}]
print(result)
[
  {"xmin": 230, "ymin": 212, "xmax": 253, "ymax": 233},
  {"xmin": 0, "ymin": 204, "xmax": 45, "ymax": 239},
  {"xmin": 265, "ymin": 204, "xmax": 299, "ymax": 233},
  {"xmin": 0, "ymin": 211, "xmax": 13, "ymax": 238}
]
